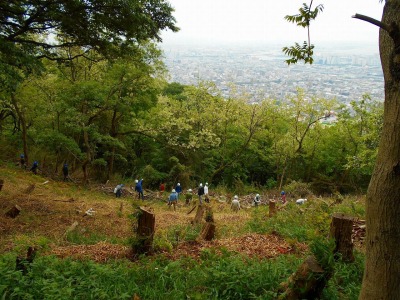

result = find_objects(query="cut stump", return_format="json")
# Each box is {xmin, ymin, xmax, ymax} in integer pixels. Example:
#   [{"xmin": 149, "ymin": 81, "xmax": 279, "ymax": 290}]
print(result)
[
  {"xmin": 329, "ymin": 213, "xmax": 355, "ymax": 262},
  {"xmin": 134, "ymin": 207, "xmax": 155, "ymax": 255},
  {"xmin": 201, "ymin": 222, "xmax": 216, "ymax": 241},
  {"xmin": 269, "ymin": 200, "xmax": 276, "ymax": 217},
  {"xmin": 5, "ymin": 205, "xmax": 22, "ymax": 218},
  {"xmin": 279, "ymin": 255, "xmax": 331, "ymax": 300},
  {"xmin": 193, "ymin": 205, "xmax": 205, "ymax": 225},
  {"xmin": 0, "ymin": 179, "xmax": 4, "ymax": 191},
  {"xmin": 24, "ymin": 184, "xmax": 35, "ymax": 194}
]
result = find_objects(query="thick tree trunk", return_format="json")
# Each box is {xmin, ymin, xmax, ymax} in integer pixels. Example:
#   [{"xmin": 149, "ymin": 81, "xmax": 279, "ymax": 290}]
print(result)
[
  {"xmin": 134, "ymin": 207, "xmax": 155, "ymax": 255},
  {"xmin": 360, "ymin": 2, "xmax": 400, "ymax": 299},
  {"xmin": 329, "ymin": 213, "xmax": 354, "ymax": 262}
]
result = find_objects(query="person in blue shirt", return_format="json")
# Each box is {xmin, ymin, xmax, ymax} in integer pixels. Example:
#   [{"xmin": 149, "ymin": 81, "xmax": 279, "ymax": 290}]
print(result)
[
  {"xmin": 20, "ymin": 154, "xmax": 26, "ymax": 169},
  {"xmin": 62, "ymin": 163, "xmax": 69, "ymax": 181},
  {"xmin": 168, "ymin": 189, "xmax": 178, "ymax": 211},
  {"xmin": 30, "ymin": 161, "xmax": 39, "ymax": 174},
  {"xmin": 135, "ymin": 179, "xmax": 144, "ymax": 200},
  {"xmin": 175, "ymin": 183, "xmax": 182, "ymax": 198}
]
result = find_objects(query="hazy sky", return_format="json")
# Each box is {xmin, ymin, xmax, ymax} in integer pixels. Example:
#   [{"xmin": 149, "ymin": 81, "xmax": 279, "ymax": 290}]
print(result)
[{"xmin": 161, "ymin": 0, "xmax": 384, "ymax": 46}]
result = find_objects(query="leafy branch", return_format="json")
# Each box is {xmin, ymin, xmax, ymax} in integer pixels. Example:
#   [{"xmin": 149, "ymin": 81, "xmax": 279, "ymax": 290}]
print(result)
[{"xmin": 282, "ymin": 1, "xmax": 324, "ymax": 65}]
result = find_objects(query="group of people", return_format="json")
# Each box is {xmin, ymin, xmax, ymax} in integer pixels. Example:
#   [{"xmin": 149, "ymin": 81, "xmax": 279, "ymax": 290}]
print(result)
[
  {"xmin": 19, "ymin": 154, "xmax": 70, "ymax": 181},
  {"xmin": 114, "ymin": 179, "xmax": 144, "ymax": 199},
  {"xmin": 167, "ymin": 182, "xmax": 210, "ymax": 210}
]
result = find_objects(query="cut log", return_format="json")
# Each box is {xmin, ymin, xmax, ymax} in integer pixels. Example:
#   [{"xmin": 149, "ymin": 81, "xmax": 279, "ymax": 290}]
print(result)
[
  {"xmin": 187, "ymin": 205, "xmax": 197, "ymax": 215},
  {"xmin": 5, "ymin": 205, "xmax": 22, "ymax": 218},
  {"xmin": 200, "ymin": 222, "xmax": 216, "ymax": 241},
  {"xmin": 193, "ymin": 205, "xmax": 205, "ymax": 225},
  {"xmin": 134, "ymin": 206, "xmax": 155, "ymax": 255},
  {"xmin": 329, "ymin": 213, "xmax": 355, "ymax": 262},
  {"xmin": 279, "ymin": 255, "xmax": 331, "ymax": 300},
  {"xmin": 269, "ymin": 200, "xmax": 277, "ymax": 217},
  {"xmin": 24, "ymin": 184, "xmax": 35, "ymax": 194},
  {"xmin": 0, "ymin": 179, "xmax": 4, "ymax": 191}
]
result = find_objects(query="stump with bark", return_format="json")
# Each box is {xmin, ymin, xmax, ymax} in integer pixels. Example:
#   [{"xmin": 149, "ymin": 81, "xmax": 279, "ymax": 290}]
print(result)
[
  {"xmin": 279, "ymin": 255, "xmax": 331, "ymax": 300},
  {"xmin": 269, "ymin": 200, "xmax": 277, "ymax": 217},
  {"xmin": 329, "ymin": 213, "xmax": 355, "ymax": 262},
  {"xmin": 201, "ymin": 222, "xmax": 216, "ymax": 241},
  {"xmin": 193, "ymin": 205, "xmax": 205, "ymax": 225},
  {"xmin": 24, "ymin": 184, "xmax": 35, "ymax": 194},
  {"xmin": 133, "ymin": 207, "xmax": 155, "ymax": 255},
  {"xmin": 5, "ymin": 205, "xmax": 21, "ymax": 218}
]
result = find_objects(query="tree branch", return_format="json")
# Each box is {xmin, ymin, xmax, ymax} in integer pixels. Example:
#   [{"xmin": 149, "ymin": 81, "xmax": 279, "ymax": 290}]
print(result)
[{"xmin": 352, "ymin": 13, "xmax": 391, "ymax": 33}]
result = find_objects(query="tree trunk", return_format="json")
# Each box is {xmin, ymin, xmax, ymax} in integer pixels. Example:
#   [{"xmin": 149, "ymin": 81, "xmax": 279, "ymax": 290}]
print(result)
[
  {"xmin": 360, "ymin": 2, "xmax": 400, "ymax": 299},
  {"xmin": 0, "ymin": 179, "xmax": 3, "ymax": 191},
  {"xmin": 82, "ymin": 128, "xmax": 91, "ymax": 184},
  {"xmin": 11, "ymin": 94, "xmax": 29, "ymax": 166},
  {"xmin": 134, "ymin": 207, "xmax": 155, "ymax": 255},
  {"xmin": 329, "ymin": 213, "xmax": 354, "ymax": 262},
  {"xmin": 269, "ymin": 200, "xmax": 277, "ymax": 217}
]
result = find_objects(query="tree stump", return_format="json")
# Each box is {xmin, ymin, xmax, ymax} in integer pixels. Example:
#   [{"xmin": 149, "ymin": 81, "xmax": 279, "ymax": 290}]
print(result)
[
  {"xmin": 201, "ymin": 223, "xmax": 216, "ymax": 241},
  {"xmin": 279, "ymin": 255, "xmax": 331, "ymax": 300},
  {"xmin": 269, "ymin": 200, "xmax": 276, "ymax": 217},
  {"xmin": 16, "ymin": 246, "xmax": 36, "ymax": 275},
  {"xmin": 24, "ymin": 183, "xmax": 35, "ymax": 194},
  {"xmin": 134, "ymin": 207, "xmax": 155, "ymax": 255},
  {"xmin": 0, "ymin": 179, "xmax": 4, "ymax": 191},
  {"xmin": 5, "ymin": 205, "xmax": 22, "ymax": 218},
  {"xmin": 193, "ymin": 205, "xmax": 205, "ymax": 225},
  {"xmin": 329, "ymin": 213, "xmax": 354, "ymax": 262}
]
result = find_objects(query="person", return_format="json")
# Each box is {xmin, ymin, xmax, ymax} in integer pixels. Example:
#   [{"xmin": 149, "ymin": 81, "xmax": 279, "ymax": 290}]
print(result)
[
  {"xmin": 19, "ymin": 154, "xmax": 26, "ymax": 169},
  {"xmin": 185, "ymin": 189, "xmax": 193, "ymax": 205},
  {"xmin": 30, "ymin": 161, "xmax": 39, "ymax": 174},
  {"xmin": 175, "ymin": 183, "xmax": 182, "ymax": 199},
  {"xmin": 204, "ymin": 182, "xmax": 209, "ymax": 203},
  {"xmin": 197, "ymin": 183, "xmax": 205, "ymax": 205},
  {"xmin": 253, "ymin": 194, "xmax": 261, "ymax": 207},
  {"xmin": 168, "ymin": 189, "xmax": 178, "ymax": 211},
  {"xmin": 114, "ymin": 184, "xmax": 124, "ymax": 198},
  {"xmin": 135, "ymin": 179, "xmax": 144, "ymax": 200},
  {"xmin": 281, "ymin": 191, "xmax": 287, "ymax": 204},
  {"xmin": 62, "ymin": 163, "xmax": 69, "ymax": 181},
  {"xmin": 231, "ymin": 195, "xmax": 241, "ymax": 212},
  {"xmin": 159, "ymin": 182, "xmax": 165, "ymax": 193},
  {"xmin": 296, "ymin": 198, "xmax": 307, "ymax": 205}
]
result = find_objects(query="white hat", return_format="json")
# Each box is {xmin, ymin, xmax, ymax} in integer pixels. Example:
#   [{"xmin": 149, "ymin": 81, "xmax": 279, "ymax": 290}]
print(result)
[
  {"xmin": 256, "ymin": 194, "xmax": 260, "ymax": 197},
  {"xmin": 205, "ymin": 182, "xmax": 208, "ymax": 185},
  {"xmin": 177, "ymin": 183, "xmax": 180, "ymax": 186},
  {"xmin": 199, "ymin": 183, "xmax": 203, "ymax": 187},
  {"xmin": 135, "ymin": 179, "xmax": 138, "ymax": 183},
  {"xmin": 172, "ymin": 189, "xmax": 176, "ymax": 193},
  {"xmin": 188, "ymin": 189, "xmax": 192, "ymax": 192},
  {"xmin": 234, "ymin": 195, "xmax": 238, "ymax": 199}
]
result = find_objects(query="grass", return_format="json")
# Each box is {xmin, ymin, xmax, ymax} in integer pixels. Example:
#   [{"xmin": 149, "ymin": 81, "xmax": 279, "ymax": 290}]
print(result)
[{"xmin": 0, "ymin": 163, "xmax": 366, "ymax": 299}]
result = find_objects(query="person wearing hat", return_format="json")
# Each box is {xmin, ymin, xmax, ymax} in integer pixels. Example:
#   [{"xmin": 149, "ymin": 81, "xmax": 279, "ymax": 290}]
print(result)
[
  {"xmin": 175, "ymin": 183, "xmax": 182, "ymax": 199},
  {"xmin": 204, "ymin": 182, "xmax": 209, "ymax": 203},
  {"xmin": 114, "ymin": 184, "xmax": 124, "ymax": 198},
  {"xmin": 197, "ymin": 183, "xmax": 205, "ymax": 205},
  {"xmin": 231, "ymin": 195, "xmax": 241, "ymax": 212},
  {"xmin": 280, "ymin": 191, "xmax": 287, "ymax": 204},
  {"xmin": 168, "ymin": 189, "xmax": 178, "ymax": 211},
  {"xmin": 19, "ymin": 154, "xmax": 26, "ymax": 169},
  {"xmin": 185, "ymin": 189, "xmax": 193, "ymax": 205},
  {"xmin": 62, "ymin": 163, "xmax": 69, "ymax": 181},
  {"xmin": 253, "ymin": 194, "xmax": 261, "ymax": 207},
  {"xmin": 30, "ymin": 161, "xmax": 39, "ymax": 174},
  {"xmin": 135, "ymin": 179, "xmax": 144, "ymax": 200}
]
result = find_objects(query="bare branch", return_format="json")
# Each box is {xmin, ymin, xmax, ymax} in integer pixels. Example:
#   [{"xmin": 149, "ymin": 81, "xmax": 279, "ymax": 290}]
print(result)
[{"xmin": 352, "ymin": 13, "xmax": 391, "ymax": 32}]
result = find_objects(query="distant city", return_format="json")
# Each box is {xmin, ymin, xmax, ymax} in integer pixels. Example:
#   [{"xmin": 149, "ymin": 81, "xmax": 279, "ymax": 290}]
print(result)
[{"xmin": 161, "ymin": 43, "xmax": 384, "ymax": 104}]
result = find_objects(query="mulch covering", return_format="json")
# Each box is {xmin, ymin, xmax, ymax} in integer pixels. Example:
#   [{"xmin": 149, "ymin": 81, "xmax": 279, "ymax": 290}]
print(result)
[{"xmin": 49, "ymin": 233, "xmax": 307, "ymax": 262}]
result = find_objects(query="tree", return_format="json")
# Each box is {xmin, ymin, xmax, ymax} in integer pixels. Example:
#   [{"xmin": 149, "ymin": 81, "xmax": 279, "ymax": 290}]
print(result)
[
  {"xmin": 286, "ymin": 1, "xmax": 399, "ymax": 298},
  {"xmin": 0, "ymin": 0, "xmax": 178, "ymax": 88}
]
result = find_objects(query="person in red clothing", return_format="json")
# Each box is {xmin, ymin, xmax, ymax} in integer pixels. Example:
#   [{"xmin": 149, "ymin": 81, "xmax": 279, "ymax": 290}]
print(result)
[{"xmin": 281, "ymin": 191, "xmax": 287, "ymax": 204}]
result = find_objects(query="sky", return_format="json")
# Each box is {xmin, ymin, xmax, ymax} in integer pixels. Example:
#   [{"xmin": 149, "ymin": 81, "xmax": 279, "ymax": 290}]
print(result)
[{"xmin": 161, "ymin": 0, "xmax": 384, "ymax": 48}]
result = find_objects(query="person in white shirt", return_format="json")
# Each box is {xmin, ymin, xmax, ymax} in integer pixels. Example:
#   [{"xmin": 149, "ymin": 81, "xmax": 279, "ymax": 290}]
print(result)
[
  {"xmin": 204, "ymin": 182, "xmax": 209, "ymax": 203},
  {"xmin": 231, "ymin": 195, "xmax": 240, "ymax": 212}
]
